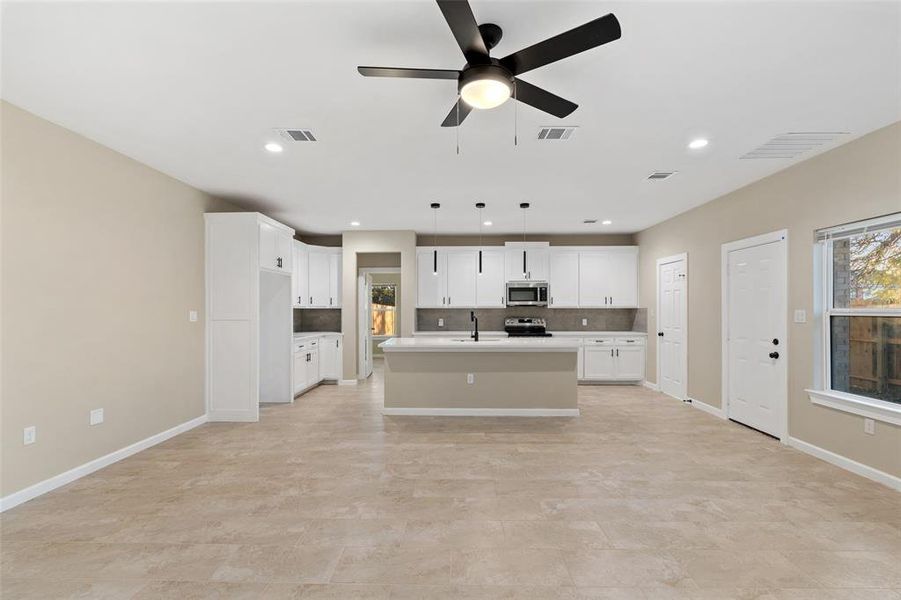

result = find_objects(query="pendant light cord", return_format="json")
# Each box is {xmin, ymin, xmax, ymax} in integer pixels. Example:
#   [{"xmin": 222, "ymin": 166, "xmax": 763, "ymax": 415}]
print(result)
[
  {"xmin": 513, "ymin": 80, "xmax": 518, "ymax": 147},
  {"xmin": 456, "ymin": 96, "xmax": 460, "ymax": 155}
]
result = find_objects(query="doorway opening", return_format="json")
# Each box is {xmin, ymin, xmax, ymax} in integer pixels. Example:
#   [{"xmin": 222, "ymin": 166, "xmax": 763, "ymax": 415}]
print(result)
[{"xmin": 357, "ymin": 254, "xmax": 402, "ymax": 381}]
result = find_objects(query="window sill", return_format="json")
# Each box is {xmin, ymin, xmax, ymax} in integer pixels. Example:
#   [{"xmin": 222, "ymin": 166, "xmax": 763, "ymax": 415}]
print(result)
[{"xmin": 806, "ymin": 389, "xmax": 901, "ymax": 426}]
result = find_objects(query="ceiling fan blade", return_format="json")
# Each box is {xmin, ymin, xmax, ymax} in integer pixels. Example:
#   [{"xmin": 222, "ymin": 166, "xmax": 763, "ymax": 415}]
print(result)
[
  {"xmin": 357, "ymin": 66, "xmax": 460, "ymax": 80},
  {"xmin": 500, "ymin": 13, "xmax": 621, "ymax": 75},
  {"xmin": 436, "ymin": 0, "xmax": 490, "ymax": 63},
  {"xmin": 513, "ymin": 79, "xmax": 577, "ymax": 118},
  {"xmin": 440, "ymin": 98, "xmax": 473, "ymax": 127}
]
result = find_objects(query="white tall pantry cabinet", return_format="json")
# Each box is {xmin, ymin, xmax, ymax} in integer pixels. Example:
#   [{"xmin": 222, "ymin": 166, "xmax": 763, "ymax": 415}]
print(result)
[{"xmin": 205, "ymin": 212, "xmax": 295, "ymax": 422}]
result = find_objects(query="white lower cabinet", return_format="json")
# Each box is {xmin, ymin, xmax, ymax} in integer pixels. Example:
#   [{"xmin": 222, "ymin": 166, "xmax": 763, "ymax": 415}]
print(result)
[
  {"xmin": 295, "ymin": 334, "xmax": 342, "ymax": 396},
  {"xmin": 580, "ymin": 336, "xmax": 645, "ymax": 382}
]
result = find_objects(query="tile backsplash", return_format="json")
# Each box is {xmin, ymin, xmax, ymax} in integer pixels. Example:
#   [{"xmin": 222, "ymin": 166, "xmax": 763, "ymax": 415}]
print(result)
[
  {"xmin": 416, "ymin": 308, "xmax": 646, "ymax": 332},
  {"xmin": 294, "ymin": 309, "xmax": 341, "ymax": 333}
]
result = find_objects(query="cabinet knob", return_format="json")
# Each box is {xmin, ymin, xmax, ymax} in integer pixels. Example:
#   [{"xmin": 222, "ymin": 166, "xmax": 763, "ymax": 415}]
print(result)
[
  {"xmin": 658, "ymin": 332, "xmax": 664, "ymax": 337},
  {"xmin": 769, "ymin": 351, "xmax": 780, "ymax": 359}
]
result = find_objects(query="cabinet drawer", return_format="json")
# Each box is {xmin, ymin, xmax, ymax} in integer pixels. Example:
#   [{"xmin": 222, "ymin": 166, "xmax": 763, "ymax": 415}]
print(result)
[
  {"xmin": 615, "ymin": 337, "xmax": 645, "ymax": 346},
  {"xmin": 583, "ymin": 337, "xmax": 616, "ymax": 346}
]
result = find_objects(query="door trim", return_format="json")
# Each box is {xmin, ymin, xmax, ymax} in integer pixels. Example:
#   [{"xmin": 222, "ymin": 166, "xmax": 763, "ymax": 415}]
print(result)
[
  {"xmin": 655, "ymin": 253, "xmax": 688, "ymax": 400},
  {"xmin": 720, "ymin": 229, "xmax": 789, "ymax": 442}
]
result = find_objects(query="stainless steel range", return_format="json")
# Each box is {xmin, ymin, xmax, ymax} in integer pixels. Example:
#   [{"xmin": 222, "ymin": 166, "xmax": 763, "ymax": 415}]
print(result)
[{"xmin": 504, "ymin": 317, "xmax": 552, "ymax": 337}]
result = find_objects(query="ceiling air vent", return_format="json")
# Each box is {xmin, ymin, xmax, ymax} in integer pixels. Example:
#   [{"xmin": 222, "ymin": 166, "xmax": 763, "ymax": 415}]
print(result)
[
  {"xmin": 277, "ymin": 129, "xmax": 317, "ymax": 142},
  {"xmin": 583, "ymin": 219, "xmax": 598, "ymax": 224},
  {"xmin": 537, "ymin": 126, "xmax": 577, "ymax": 140},
  {"xmin": 647, "ymin": 171, "xmax": 677, "ymax": 180},
  {"xmin": 740, "ymin": 132, "xmax": 848, "ymax": 160}
]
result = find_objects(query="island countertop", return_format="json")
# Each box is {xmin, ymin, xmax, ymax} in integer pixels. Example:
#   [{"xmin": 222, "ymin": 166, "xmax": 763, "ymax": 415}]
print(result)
[{"xmin": 379, "ymin": 336, "xmax": 581, "ymax": 353}]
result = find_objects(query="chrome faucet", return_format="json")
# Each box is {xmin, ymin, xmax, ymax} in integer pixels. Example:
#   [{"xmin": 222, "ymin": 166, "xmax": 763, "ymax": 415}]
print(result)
[{"xmin": 470, "ymin": 311, "xmax": 479, "ymax": 342}]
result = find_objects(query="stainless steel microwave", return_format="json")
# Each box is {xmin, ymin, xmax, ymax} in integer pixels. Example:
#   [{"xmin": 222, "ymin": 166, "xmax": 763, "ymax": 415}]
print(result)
[{"xmin": 506, "ymin": 281, "xmax": 549, "ymax": 307}]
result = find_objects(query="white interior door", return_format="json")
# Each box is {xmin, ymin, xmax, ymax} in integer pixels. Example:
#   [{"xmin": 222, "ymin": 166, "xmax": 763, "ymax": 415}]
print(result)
[
  {"xmin": 725, "ymin": 234, "xmax": 787, "ymax": 438},
  {"xmin": 358, "ymin": 273, "xmax": 373, "ymax": 379},
  {"xmin": 657, "ymin": 255, "xmax": 687, "ymax": 400}
]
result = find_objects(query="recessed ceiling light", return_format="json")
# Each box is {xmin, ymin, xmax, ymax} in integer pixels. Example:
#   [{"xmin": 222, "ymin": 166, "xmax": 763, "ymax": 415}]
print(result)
[
  {"xmin": 350, "ymin": 221, "xmax": 360, "ymax": 227},
  {"xmin": 264, "ymin": 142, "xmax": 283, "ymax": 153},
  {"xmin": 602, "ymin": 220, "xmax": 612, "ymax": 225},
  {"xmin": 483, "ymin": 220, "xmax": 492, "ymax": 226},
  {"xmin": 688, "ymin": 138, "xmax": 708, "ymax": 150}
]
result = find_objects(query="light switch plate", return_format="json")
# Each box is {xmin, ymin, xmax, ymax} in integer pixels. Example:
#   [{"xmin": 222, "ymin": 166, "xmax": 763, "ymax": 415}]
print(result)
[
  {"xmin": 23, "ymin": 426, "xmax": 36, "ymax": 445},
  {"xmin": 466, "ymin": 373, "xmax": 474, "ymax": 384},
  {"xmin": 90, "ymin": 408, "xmax": 104, "ymax": 426},
  {"xmin": 793, "ymin": 309, "xmax": 807, "ymax": 323},
  {"xmin": 188, "ymin": 310, "xmax": 198, "ymax": 322},
  {"xmin": 864, "ymin": 418, "xmax": 875, "ymax": 435}
]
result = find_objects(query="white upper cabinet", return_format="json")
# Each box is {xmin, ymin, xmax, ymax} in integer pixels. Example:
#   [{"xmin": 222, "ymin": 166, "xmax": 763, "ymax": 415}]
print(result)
[
  {"xmin": 578, "ymin": 251, "xmax": 609, "ymax": 307},
  {"xmin": 505, "ymin": 245, "xmax": 549, "ymax": 281},
  {"xmin": 293, "ymin": 241, "xmax": 309, "ymax": 307},
  {"xmin": 445, "ymin": 250, "xmax": 478, "ymax": 307},
  {"xmin": 476, "ymin": 249, "xmax": 506, "ymax": 307},
  {"xmin": 416, "ymin": 244, "xmax": 637, "ymax": 309},
  {"xmin": 308, "ymin": 250, "xmax": 331, "ymax": 307},
  {"xmin": 549, "ymin": 250, "xmax": 580, "ymax": 307},
  {"xmin": 606, "ymin": 249, "xmax": 638, "ymax": 307},
  {"xmin": 578, "ymin": 247, "xmax": 639, "ymax": 308},
  {"xmin": 417, "ymin": 248, "xmax": 447, "ymax": 308},
  {"xmin": 259, "ymin": 221, "xmax": 293, "ymax": 273},
  {"xmin": 328, "ymin": 252, "xmax": 342, "ymax": 308}
]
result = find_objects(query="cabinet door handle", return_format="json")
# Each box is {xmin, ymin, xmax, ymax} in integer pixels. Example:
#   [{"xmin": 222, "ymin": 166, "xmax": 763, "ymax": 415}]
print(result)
[
  {"xmin": 610, "ymin": 349, "xmax": 614, "ymax": 357},
  {"xmin": 604, "ymin": 296, "xmax": 608, "ymax": 305},
  {"xmin": 448, "ymin": 296, "xmax": 451, "ymax": 305},
  {"xmin": 610, "ymin": 296, "xmax": 614, "ymax": 305},
  {"xmin": 310, "ymin": 296, "xmax": 313, "ymax": 305},
  {"xmin": 298, "ymin": 296, "xmax": 302, "ymax": 304},
  {"xmin": 442, "ymin": 297, "xmax": 446, "ymax": 305},
  {"xmin": 329, "ymin": 297, "xmax": 332, "ymax": 306},
  {"xmin": 550, "ymin": 296, "xmax": 554, "ymax": 305},
  {"xmin": 277, "ymin": 257, "xmax": 283, "ymax": 268},
  {"xmin": 616, "ymin": 349, "xmax": 619, "ymax": 357}
]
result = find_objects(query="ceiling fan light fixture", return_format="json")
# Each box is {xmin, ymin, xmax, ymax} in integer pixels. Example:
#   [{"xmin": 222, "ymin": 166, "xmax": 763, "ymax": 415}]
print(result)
[{"xmin": 459, "ymin": 65, "xmax": 513, "ymax": 110}]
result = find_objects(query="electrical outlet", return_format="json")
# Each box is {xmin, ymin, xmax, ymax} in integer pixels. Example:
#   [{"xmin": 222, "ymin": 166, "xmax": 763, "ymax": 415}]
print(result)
[
  {"xmin": 582, "ymin": 318, "xmax": 588, "ymax": 327},
  {"xmin": 793, "ymin": 309, "xmax": 807, "ymax": 324},
  {"xmin": 864, "ymin": 418, "xmax": 875, "ymax": 435},
  {"xmin": 90, "ymin": 408, "xmax": 104, "ymax": 426},
  {"xmin": 23, "ymin": 426, "xmax": 36, "ymax": 445},
  {"xmin": 188, "ymin": 310, "xmax": 198, "ymax": 322},
  {"xmin": 438, "ymin": 318, "xmax": 444, "ymax": 327},
  {"xmin": 466, "ymin": 373, "xmax": 474, "ymax": 384}
]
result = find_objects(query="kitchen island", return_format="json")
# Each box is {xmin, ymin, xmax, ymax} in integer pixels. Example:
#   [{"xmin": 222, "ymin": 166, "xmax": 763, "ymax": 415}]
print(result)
[{"xmin": 378, "ymin": 336, "xmax": 581, "ymax": 416}]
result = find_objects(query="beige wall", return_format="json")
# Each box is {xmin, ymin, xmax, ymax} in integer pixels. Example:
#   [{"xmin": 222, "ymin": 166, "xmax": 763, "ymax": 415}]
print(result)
[
  {"xmin": 636, "ymin": 121, "xmax": 901, "ymax": 478},
  {"xmin": 341, "ymin": 231, "xmax": 416, "ymax": 379},
  {"xmin": 0, "ymin": 101, "xmax": 239, "ymax": 496}
]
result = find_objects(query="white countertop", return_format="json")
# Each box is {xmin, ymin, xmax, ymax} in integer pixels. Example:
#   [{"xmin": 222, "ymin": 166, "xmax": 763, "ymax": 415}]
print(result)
[
  {"xmin": 380, "ymin": 336, "xmax": 581, "ymax": 353},
  {"xmin": 294, "ymin": 331, "xmax": 343, "ymax": 339},
  {"xmin": 412, "ymin": 330, "xmax": 646, "ymax": 337}
]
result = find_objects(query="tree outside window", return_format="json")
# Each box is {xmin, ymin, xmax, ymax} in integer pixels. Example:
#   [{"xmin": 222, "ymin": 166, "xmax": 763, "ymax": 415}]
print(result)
[{"xmin": 371, "ymin": 284, "xmax": 397, "ymax": 336}]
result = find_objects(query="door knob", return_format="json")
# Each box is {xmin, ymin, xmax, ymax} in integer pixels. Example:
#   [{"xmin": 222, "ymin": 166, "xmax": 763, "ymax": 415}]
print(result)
[
  {"xmin": 658, "ymin": 332, "xmax": 664, "ymax": 337},
  {"xmin": 769, "ymin": 352, "xmax": 779, "ymax": 359}
]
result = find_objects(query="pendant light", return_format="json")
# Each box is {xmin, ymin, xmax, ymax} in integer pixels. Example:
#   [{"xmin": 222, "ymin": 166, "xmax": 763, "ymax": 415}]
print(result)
[
  {"xmin": 430, "ymin": 202, "xmax": 440, "ymax": 274},
  {"xmin": 475, "ymin": 202, "xmax": 485, "ymax": 274},
  {"xmin": 520, "ymin": 202, "xmax": 530, "ymax": 276}
]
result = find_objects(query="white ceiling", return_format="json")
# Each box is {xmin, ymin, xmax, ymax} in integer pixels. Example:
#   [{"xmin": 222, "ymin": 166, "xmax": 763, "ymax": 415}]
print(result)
[{"xmin": 3, "ymin": 1, "xmax": 899, "ymax": 234}]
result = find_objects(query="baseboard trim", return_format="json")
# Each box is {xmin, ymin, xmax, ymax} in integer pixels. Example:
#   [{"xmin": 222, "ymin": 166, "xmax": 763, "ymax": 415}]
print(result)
[
  {"xmin": 0, "ymin": 414, "xmax": 208, "ymax": 512},
  {"xmin": 642, "ymin": 381, "xmax": 659, "ymax": 391},
  {"xmin": 687, "ymin": 397, "xmax": 726, "ymax": 419},
  {"xmin": 338, "ymin": 379, "xmax": 358, "ymax": 386},
  {"xmin": 786, "ymin": 436, "xmax": 901, "ymax": 492},
  {"xmin": 382, "ymin": 407, "xmax": 580, "ymax": 417}
]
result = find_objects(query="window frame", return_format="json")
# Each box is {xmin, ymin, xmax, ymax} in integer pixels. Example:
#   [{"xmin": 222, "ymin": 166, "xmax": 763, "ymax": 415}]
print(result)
[{"xmin": 809, "ymin": 213, "xmax": 901, "ymax": 425}]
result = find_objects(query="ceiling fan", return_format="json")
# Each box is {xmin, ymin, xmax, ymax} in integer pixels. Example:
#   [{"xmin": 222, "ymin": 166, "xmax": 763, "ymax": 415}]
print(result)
[{"xmin": 357, "ymin": 1, "xmax": 621, "ymax": 127}]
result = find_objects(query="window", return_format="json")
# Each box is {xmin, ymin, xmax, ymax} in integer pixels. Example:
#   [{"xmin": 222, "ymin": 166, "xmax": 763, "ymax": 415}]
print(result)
[
  {"xmin": 819, "ymin": 214, "xmax": 901, "ymax": 407},
  {"xmin": 371, "ymin": 284, "xmax": 397, "ymax": 337}
]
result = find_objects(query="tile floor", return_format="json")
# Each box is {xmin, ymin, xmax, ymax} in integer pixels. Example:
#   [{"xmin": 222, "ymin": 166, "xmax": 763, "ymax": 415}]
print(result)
[{"xmin": 2, "ymin": 363, "xmax": 899, "ymax": 599}]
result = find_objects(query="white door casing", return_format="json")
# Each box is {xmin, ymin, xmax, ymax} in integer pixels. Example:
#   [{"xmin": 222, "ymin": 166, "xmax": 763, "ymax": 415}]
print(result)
[
  {"xmin": 722, "ymin": 230, "xmax": 788, "ymax": 440},
  {"xmin": 358, "ymin": 273, "xmax": 373, "ymax": 379},
  {"xmin": 656, "ymin": 254, "xmax": 688, "ymax": 400}
]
